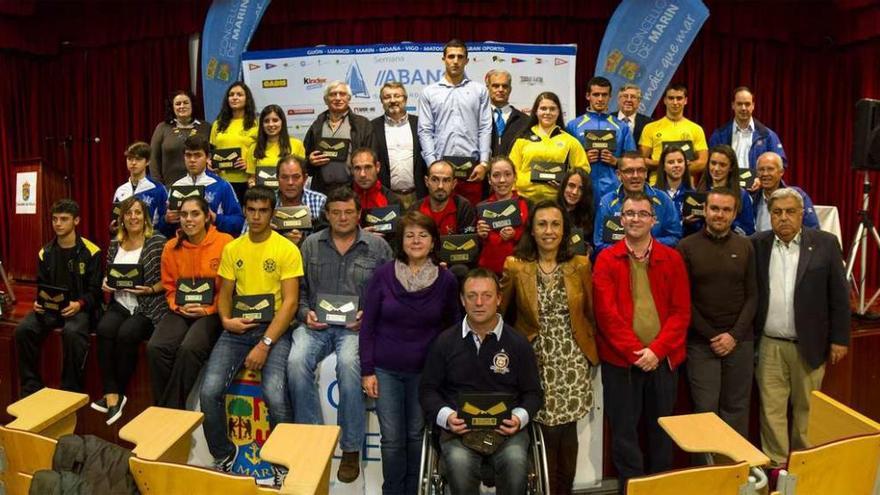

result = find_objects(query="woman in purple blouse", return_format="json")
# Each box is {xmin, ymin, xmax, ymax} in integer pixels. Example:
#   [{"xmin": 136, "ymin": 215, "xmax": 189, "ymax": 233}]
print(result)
[{"xmin": 360, "ymin": 210, "xmax": 461, "ymax": 495}]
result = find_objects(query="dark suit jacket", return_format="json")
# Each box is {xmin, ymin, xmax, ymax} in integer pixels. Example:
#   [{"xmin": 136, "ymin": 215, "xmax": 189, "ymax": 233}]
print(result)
[
  {"xmin": 632, "ymin": 112, "xmax": 651, "ymax": 145},
  {"xmin": 491, "ymin": 107, "xmax": 529, "ymax": 157},
  {"xmin": 370, "ymin": 114, "xmax": 428, "ymax": 198},
  {"xmin": 752, "ymin": 228, "xmax": 850, "ymax": 369}
]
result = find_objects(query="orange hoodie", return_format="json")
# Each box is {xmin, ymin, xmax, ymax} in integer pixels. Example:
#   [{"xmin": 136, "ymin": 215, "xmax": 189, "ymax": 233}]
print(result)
[{"xmin": 161, "ymin": 225, "xmax": 234, "ymax": 314}]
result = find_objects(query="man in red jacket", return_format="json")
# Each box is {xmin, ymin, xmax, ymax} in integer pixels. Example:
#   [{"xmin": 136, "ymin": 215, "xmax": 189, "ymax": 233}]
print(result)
[{"xmin": 593, "ymin": 191, "xmax": 690, "ymax": 494}]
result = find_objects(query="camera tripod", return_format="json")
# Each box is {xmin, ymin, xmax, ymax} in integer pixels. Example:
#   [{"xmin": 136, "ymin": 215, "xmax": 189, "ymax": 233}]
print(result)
[{"xmin": 845, "ymin": 171, "xmax": 880, "ymax": 317}]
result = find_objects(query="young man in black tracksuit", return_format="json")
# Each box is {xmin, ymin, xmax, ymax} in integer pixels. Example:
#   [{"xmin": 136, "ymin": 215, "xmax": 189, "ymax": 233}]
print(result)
[{"xmin": 15, "ymin": 199, "xmax": 102, "ymax": 397}]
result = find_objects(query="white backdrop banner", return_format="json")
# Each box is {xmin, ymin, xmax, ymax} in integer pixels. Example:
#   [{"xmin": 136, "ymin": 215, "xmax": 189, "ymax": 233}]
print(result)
[{"xmin": 242, "ymin": 42, "xmax": 578, "ymax": 140}]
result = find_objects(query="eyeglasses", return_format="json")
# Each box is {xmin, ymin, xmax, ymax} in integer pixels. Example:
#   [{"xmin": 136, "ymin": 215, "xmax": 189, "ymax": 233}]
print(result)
[
  {"xmin": 619, "ymin": 168, "xmax": 648, "ymax": 177},
  {"xmin": 622, "ymin": 210, "xmax": 654, "ymax": 219},
  {"xmin": 619, "ymin": 94, "xmax": 641, "ymax": 100}
]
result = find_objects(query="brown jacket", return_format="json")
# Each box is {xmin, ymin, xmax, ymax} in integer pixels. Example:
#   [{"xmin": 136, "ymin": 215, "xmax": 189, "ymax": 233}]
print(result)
[{"xmin": 500, "ymin": 256, "xmax": 599, "ymax": 365}]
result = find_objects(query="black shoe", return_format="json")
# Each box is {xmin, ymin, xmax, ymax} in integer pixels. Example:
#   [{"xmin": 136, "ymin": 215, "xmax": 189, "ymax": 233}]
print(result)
[
  {"xmin": 90, "ymin": 397, "xmax": 109, "ymax": 413},
  {"xmin": 213, "ymin": 445, "xmax": 239, "ymax": 473},
  {"xmin": 273, "ymin": 465, "xmax": 288, "ymax": 487},
  {"xmin": 105, "ymin": 395, "xmax": 128, "ymax": 426}
]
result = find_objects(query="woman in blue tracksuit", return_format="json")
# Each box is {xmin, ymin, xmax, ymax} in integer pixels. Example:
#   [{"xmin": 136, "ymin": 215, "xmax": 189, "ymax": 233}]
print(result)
[
  {"xmin": 655, "ymin": 144, "xmax": 696, "ymax": 237},
  {"xmin": 695, "ymin": 144, "xmax": 755, "ymax": 236}
]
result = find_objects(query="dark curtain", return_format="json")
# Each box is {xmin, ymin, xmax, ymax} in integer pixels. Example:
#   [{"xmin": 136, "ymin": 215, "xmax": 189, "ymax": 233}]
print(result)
[{"xmin": 1, "ymin": 0, "xmax": 879, "ymax": 287}]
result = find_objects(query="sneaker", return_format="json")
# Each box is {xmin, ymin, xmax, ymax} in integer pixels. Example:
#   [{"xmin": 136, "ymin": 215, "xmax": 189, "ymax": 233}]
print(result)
[
  {"xmin": 90, "ymin": 397, "xmax": 109, "ymax": 413},
  {"xmin": 273, "ymin": 465, "xmax": 288, "ymax": 487},
  {"xmin": 105, "ymin": 395, "xmax": 128, "ymax": 426},
  {"xmin": 213, "ymin": 445, "xmax": 239, "ymax": 473},
  {"xmin": 337, "ymin": 451, "xmax": 360, "ymax": 483}
]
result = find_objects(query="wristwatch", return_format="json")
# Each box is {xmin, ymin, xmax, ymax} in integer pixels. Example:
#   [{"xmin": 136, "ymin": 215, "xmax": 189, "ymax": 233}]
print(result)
[{"xmin": 261, "ymin": 336, "xmax": 274, "ymax": 348}]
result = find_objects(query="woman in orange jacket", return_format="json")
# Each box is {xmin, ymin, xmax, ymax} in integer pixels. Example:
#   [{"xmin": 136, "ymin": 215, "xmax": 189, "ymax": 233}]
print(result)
[{"xmin": 147, "ymin": 196, "xmax": 233, "ymax": 408}]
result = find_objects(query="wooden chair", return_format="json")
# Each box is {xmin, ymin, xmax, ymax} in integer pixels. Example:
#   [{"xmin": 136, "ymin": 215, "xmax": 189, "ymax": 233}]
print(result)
[
  {"xmin": 120, "ymin": 407, "xmax": 340, "ymax": 495},
  {"xmin": 627, "ymin": 461, "xmax": 751, "ymax": 495},
  {"xmin": 0, "ymin": 388, "xmax": 89, "ymax": 495},
  {"xmin": 771, "ymin": 391, "xmax": 880, "ymax": 495}
]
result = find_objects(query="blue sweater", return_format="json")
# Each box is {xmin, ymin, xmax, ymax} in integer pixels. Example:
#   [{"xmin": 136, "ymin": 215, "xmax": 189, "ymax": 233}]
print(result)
[{"xmin": 359, "ymin": 261, "xmax": 461, "ymax": 376}]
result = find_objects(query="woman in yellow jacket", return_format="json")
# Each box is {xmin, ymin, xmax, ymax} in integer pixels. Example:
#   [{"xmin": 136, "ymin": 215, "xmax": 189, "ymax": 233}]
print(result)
[
  {"xmin": 210, "ymin": 81, "xmax": 258, "ymax": 202},
  {"xmin": 245, "ymin": 104, "xmax": 306, "ymax": 187},
  {"xmin": 509, "ymin": 91, "xmax": 589, "ymax": 203}
]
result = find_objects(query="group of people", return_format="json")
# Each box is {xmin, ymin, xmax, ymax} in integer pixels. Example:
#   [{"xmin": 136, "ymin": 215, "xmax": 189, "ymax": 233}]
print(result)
[{"xmin": 15, "ymin": 38, "xmax": 851, "ymax": 495}]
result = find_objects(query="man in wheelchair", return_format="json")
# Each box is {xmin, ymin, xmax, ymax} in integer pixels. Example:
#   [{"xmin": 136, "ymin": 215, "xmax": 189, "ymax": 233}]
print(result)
[{"xmin": 419, "ymin": 268, "xmax": 544, "ymax": 494}]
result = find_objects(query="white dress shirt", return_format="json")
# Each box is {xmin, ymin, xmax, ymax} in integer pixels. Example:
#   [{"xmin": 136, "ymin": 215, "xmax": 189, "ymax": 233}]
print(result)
[
  {"xmin": 764, "ymin": 231, "xmax": 801, "ymax": 339},
  {"xmin": 384, "ymin": 114, "xmax": 415, "ymax": 191},
  {"xmin": 732, "ymin": 118, "xmax": 754, "ymax": 169}
]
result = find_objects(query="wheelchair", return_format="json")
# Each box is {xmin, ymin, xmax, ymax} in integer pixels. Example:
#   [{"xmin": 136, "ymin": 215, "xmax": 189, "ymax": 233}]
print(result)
[{"xmin": 417, "ymin": 422, "xmax": 550, "ymax": 494}]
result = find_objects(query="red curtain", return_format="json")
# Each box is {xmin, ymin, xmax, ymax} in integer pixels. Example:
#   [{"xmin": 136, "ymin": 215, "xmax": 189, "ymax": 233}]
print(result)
[{"xmin": 1, "ymin": 0, "xmax": 879, "ymax": 287}]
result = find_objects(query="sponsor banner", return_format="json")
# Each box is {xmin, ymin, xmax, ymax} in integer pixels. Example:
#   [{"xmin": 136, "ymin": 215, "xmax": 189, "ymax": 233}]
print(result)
[
  {"xmin": 201, "ymin": 0, "xmax": 271, "ymax": 122},
  {"xmin": 595, "ymin": 0, "xmax": 709, "ymax": 115},
  {"xmin": 243, "ymin": 42, "xmax": 577, "ymax": 140}
]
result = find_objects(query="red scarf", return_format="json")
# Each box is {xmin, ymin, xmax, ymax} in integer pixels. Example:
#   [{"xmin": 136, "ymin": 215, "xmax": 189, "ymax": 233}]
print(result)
[{"xmin": 355, "ymin": 179, "xmax": 389, "ymax": 210}]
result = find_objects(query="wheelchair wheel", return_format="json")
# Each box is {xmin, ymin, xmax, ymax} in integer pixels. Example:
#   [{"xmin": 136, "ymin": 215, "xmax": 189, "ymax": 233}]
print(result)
[
  {"xmin": 528, "ymin": 423, "xmax": 550, "ymax": 495},
  {"xmin": 417, "ymin": 426, "xmax": 445, "ymax": 494}
]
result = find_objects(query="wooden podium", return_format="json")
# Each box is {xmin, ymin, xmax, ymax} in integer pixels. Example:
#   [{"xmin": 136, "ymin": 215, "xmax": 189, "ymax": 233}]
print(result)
[{"xmin": 9, "ymin": 158, "xmax": 66, "ymax": 282}]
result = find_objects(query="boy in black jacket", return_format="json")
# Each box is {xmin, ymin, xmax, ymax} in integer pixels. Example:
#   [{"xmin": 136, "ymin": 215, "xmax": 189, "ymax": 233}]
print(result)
[
  {"xmin": 15, "ymin": 199, "xmax": 102, "ymax": 397},
  {"xmin": 420, "ymin": 268, "xmax": 543, "ymax": 494}
]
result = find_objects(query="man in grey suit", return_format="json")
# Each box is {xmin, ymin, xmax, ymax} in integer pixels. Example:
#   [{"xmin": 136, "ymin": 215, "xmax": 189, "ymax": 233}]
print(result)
[
  {"xmin": 485, "ymin": 69, "xmax": 529, "ymax": 156},
  {"xmin": 370, "ymin": 82, "xmax": 427, "ymax": 208},
  {"xmin": 752, "ymin": 187, "xmax": 850, "ymax": 467},
  {"xmin": 616, "ymin": 83, "xmax": 651, "ymax": 145}
]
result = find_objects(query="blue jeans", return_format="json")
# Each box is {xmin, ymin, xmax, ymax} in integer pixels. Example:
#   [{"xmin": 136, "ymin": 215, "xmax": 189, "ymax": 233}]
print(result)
[
  {"xmin": 374, "ymin": 368, "xmax": 424, "ymax": 495},
  {"xmin": 200, "ymin": 326, "xmax": 293, "ymax": 460},
  {"xmin": 441, "ymin": 428, "xmax": 530, "ymax": 495},
  {"xmin": 288, "ymin": 324, "xmax": 364, "ymax": 452}
]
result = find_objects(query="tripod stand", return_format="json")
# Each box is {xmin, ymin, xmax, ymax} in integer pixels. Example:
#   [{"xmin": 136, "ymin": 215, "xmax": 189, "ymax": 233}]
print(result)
[{"xmin": 845, "ymin": 171, "xmax": 880, "ymax": 316}]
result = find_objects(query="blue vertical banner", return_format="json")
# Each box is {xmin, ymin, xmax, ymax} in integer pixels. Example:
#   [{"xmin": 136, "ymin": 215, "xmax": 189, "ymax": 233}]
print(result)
[
  {"xmin": 595, "ymin": 0, "xmax": 709, "ymax": 116},
  {"xmin": 201, "ymin": 0, "xmax": 271, "ymax": 123}
]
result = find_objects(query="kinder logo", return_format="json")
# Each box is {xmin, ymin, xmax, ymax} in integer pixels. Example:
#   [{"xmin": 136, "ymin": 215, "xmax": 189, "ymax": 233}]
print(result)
[
  {"xmin": 303, "ymin": 76, "xmax": 327, "ymax": 90},
  {"xmin": 288, "ymin": 108, "xmax": 315, "ymax": 115},
  {"xmin": 554, "ymin": 58, "xmax": 568, "ymax": 66},
  {"xmin": 262, "ymin": 79, "xmax": 288, "ymax": 89}
]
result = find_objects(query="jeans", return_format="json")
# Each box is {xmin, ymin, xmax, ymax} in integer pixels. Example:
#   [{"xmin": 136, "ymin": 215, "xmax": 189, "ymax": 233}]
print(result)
[
  {"xmin": 200, "ymin": 326, "xmax": 293, "ymax": 460},
  {"xmin": 602, "ymin": 362, "xmax": 678, "ymax": 494},
  {"xmin": 288, "ymin": 324, "xmax": 364, "ymax": 452},
  {"xmin": 441, "ymin": 428, "xmax": 530, "ymax": 495},
  {"xmin": 374, "ymin": 367, "xmax": 423, "ymax": 495}
]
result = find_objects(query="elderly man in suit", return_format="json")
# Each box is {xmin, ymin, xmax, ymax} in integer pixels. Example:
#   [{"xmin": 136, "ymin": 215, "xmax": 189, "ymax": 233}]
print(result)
[
  {"xmin": 616, "ymin": 83, "xmax": 651, "ymax": 145},
  {"xmin": 370, "ymin": 82, "xmax": 426, "ymax": 208},
  {"xmin": 486, "ymin": 69, "xmax": 529, "ymax": 156},
  {"xmin": 752, "ymin": 187, "xmax": 850, "ymax": 467}
]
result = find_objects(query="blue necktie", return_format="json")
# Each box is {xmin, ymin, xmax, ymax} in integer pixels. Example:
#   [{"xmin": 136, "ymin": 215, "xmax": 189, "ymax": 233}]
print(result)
[{"xmin": 494, "ymin": 108, "xmax": 506, "ymax": 136}]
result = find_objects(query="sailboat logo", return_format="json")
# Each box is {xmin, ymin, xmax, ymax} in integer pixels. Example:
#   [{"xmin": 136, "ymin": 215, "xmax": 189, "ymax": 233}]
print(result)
[{"xmin": 346, "ymin": 61, "xmax": 370, "ymax": 98}]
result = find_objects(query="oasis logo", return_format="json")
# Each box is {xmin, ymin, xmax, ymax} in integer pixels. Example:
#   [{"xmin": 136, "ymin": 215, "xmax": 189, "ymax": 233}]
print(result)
[
  {"xmin": 262, "ymin": 79, "xmax": 287, "ymax": 89},
  {"xmin": 303, "ymin": 77, "xmax": 327, "ymax": 90}
]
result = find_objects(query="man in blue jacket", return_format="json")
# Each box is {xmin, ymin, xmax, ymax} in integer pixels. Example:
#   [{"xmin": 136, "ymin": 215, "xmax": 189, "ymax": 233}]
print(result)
[
  {"xmin": 594, "ymin": 152, "xmax": 681, "ymax": 254},
  {"xmin": 162, "ymin": 135, "xmax": 244, "ymax": 236},
  {"xmin": 709, "ymin": 87, "xmax": 787, "ymax": 190},
  {"xmin": 566, "ymin": 76, "xmax": 636, "ymax": 202},
  {"xmin": 753, "ymin": 152, "xmax": 820, "ymax": 232}
]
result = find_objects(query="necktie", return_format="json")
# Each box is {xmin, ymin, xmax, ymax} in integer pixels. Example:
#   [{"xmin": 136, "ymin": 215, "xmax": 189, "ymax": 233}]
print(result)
[{"xmin": 494, "ymin": 108, "xmax": 506, "ymax": 136}]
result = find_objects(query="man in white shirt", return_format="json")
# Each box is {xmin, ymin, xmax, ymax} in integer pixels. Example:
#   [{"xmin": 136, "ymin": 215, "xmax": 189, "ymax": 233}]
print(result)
[
  {"xmin": 370, "ymin": 82, "xmax": 426, "ymax": 208},
  {"xmin": 751, "ymin": 187, "xmax": 849, "ymax": 466}
]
